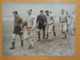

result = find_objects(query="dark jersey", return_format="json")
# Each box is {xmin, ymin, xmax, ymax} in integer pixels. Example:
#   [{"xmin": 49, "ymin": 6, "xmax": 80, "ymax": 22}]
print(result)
[
  {"xmin": 36, "ymin": 14, "xmax": 47, "ymax": 25},
  {"xmin": 14, "ymin": 16, "xmax": 22, "ymax": 27}
]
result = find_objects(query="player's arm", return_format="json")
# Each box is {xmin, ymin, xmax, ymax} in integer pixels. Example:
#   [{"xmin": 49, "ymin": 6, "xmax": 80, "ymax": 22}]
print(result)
[
  {"xmin": 36, "ymin": 15, "xmax": 39, "ymax": 23},
  {"xmin": 65, "ymin": 16, "xmax": 68, "ymax": 25},
  {"xmin": 51, "ymin": 16, "xmax": 54, "ymax": 23},
  {"xmin": 32, "ymin": 17, "xmax": 36, "ymax": 30},
  {"xmin": 20, "ymin": 18, "xmax": 23, "ymax": 30},
  {"xmin": 44, "ymin": 15, "xmax": 47, "ymax": 26},
  {"xmin": 59, "ymin": 16, "xmax": 61, "ymax": 26},
  {"xmin": 36, "ymin": 15, "xmax": 39, "ymax": 28}
]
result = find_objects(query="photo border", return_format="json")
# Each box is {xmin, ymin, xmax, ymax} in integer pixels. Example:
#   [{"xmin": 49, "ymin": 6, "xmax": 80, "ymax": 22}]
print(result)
[{"xmin": 0, "ymin": 0, "xmax": 80, "ymax": 60}]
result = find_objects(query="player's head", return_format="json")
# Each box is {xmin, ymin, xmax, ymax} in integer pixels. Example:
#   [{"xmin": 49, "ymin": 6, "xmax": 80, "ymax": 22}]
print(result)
[
  {"xmin": 13, "ymin": 11, "xmax": 18, "ymax": 18},
  {"xmin": 13, "ymin": 11, "xmax": 18, "ymax": 15},
  {"xmin": 30, "ymin": 9, "xmax": 32, "ymax": 12},
  {"xmin": 40, "ymin": 10, "xmax": 44, "ymax": 15},
  {"xmin": 66, "ymin": 11, "xmax": 69, "ymax": 15},
  {"xmin": 45, "ymin": 10, "xmax": 49, "ymax": 16},
  {"xmin": 50, "ymin": 11, "xmax": 52, "ymax": 14},
  {"xmin": 27, "ymin": 9, "xmax": 32, "ymax": 15},
  {"xmin": 66, "ymin": 11, "xmax": 71, "ymax": 18},
  {"xmin": 61, "ymin": 9, "xmax": 64, "ymax": 14}
]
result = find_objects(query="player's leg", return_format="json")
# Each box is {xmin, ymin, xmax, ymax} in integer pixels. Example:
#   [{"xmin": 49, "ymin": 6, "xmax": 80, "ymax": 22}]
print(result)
[
  {"xmin": 53, "ymin": 25, "xmax": 56, "ymax": 37},
  {"xmin": 26, "ymin": 28, "xmax": 33, "ymax": 48},
  {"xmin": 10, "ymin": 34, "xmax": 16, "ymax": 49},
  {"xmin": 60, "ymin": 23, "xmax": 63, "ymax": 33},
  {"xmin": 46, "ymin": 25, "xmax": 49, "ymax": 39},
  {"xmin": 37, "ymin": 24, "xmax": 41, "ymax": 41},
  {"xmin": 65, "ymin": 23, "xmax": 67, "ymax": 38},
  {"xmin": 19, "ymin": 34, "xmax": 23, "ymax": 47},
  {"xmin": 37, "ymin": 29, "xmax": 41, "ymax": 41},
  {"xmin": 30, "ymin": 30, "xmax": 35, "ymax": 48},
  {"xmin": 28, "ymin": 35, "xmax": 31, "ymax": 49},
  {"xmin": 48, "ymin": 25, "xmax": 50, "ymax": 40},
  {"xmin": 62, "ymin": 32, "xmax": 67, "ymax": 39},
  {"xmin": 28, "ymin": 38, "xmax": 34, "ymax": 49},
  {"xmin": 61, "ymin": 23, "xmax": 65, "ymax": 39},
  {"xmin": 28, "ymin": 31, "xmax": 34, "ymax": 49},
  {"xmin": 18, "ymin": 26, "xmax": 23, "ymax": 47},
  {"xmin": 47, "ymin": 25, "xmax": 53, "ymax": 40},
  {"xmin": 42, "ymin": 25, "xmax": 46, "ymax": 40},
  {"xmin": 62, "ymin": 23, "xmax": 67, "ymax": 39},
  {"xmin": 66, "ymin": 24, "xmax": 68, "ymax": 33}
]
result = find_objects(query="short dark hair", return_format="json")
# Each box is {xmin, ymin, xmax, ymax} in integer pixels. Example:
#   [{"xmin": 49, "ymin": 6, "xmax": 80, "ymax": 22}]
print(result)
[
  {"xmin": 30, "ymin": 9, "xmax": 32, "ymax": 11},
  {"xmin": 61, "ymin": 9, "xmax": 64, "ymax": 11},
  {"xmin": 45, "ymin": 10, "xmax": 49, "ymax": 13},
  {"xmin": 13, "ymin": 11, "xmax": 18, "ymax": 14},
  {"xmin": 40, "ymin": 10, "xmax": 43, "ymax": 12}
]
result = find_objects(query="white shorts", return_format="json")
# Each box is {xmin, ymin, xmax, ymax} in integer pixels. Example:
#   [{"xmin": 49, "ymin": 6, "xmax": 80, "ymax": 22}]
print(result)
[
  {"xmin": 47, "ymin": 24, "xmax": 53, "ymax": 33},
  {"xmin": 23, "ymin": 30, "xmax": 29, "ymax": 40},
  {"xmin": 71, "ymin": 22, "xmax": 75, "ymax": 30},
  {"xmin": 23, "ymin": 27, "xmax": 36, "ymax": 40},
  {"xmin": 60, "ymin": 23, "xmax": 67, "ymax": 32}
]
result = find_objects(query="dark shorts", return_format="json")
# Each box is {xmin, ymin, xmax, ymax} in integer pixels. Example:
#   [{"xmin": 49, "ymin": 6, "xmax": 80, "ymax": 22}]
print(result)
[
  {"xmin": 38, "ymin": 23, "xmax": 45, "ymax": 30},
  {"xmin": 13, "ymin": 26, "xmax": 23, "ymax": 35}
]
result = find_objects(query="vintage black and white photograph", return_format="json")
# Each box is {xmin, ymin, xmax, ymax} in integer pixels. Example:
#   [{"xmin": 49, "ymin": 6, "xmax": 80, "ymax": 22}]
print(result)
[{"xmin": 2, "ymin": 2, "xmax": 75, "ymax": 56}]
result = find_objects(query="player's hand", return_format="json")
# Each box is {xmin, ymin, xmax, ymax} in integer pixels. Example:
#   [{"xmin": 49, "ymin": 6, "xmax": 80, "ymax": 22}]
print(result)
[
  {"xmin": 21, "ymin": 30, "xmax": 23, "ymax": 32},
  {"xmin": 31, "ymin": 28, "xmax": 34, "ymax": 31},
  {"xmin": 20, "ymin": 30, "xmax": 23, "ymax": 34},
  {"xmin": 44, "ymin": 22, "xmax": 47, "ymax": 26},
  {"xmin": 36, "ymin": 23, "xmax": 38, "ymax": 28}
]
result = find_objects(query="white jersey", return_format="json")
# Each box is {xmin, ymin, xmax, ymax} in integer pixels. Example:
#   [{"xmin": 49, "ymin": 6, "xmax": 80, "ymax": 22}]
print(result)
[
  {"xmin": 26, "ymin": 15, "xmax": 36, "ymax": 28},
  {"xmin": 60, "ymin": 14, "xmax": 67, "ymax": 23},
  {"xmin": 24, "ymin": 15, "xmax": 36, "ymax": 40},
  {"xmin": 60, "ymin": 14, "xmax": 67, "ymax": 32},
  {"xmin": 67, "ymin": 16, "xmax": 72, "ymax": 25},
  {"xmin": 46, "ymin": 15, "xmax": 54, "ymax": 25}
]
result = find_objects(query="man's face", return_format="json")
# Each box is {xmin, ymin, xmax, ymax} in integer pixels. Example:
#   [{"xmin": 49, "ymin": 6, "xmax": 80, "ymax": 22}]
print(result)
[
  {"xmin": 61, "ymin": 9, "xmax": 64, "ymax": 14},
  {"xmin": 27, "ymin": 10, "xmax": 32, "ymax": 15},
  {"xmin": 13, "ymin": 13, "xmax": 17, "ymax": 17},
  {"xmin": 45, "ymin": 12, "xmax": 49, "ymax": 16},
  {"xmin": 40, "ymin": 11, "xmax": 44, "ymax": 15}
]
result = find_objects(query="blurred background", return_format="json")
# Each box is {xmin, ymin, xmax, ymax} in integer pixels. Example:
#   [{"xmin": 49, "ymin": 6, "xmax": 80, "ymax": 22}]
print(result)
[{"xmin": 2, "ymin": 2, "xmax": 75, "ymax": 21}]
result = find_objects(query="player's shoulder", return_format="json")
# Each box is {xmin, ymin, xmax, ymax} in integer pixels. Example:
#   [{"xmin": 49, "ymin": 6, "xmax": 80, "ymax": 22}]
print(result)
[{"xmin": 37, "ymin": 15, "xmax": 41, "ymax": 18}]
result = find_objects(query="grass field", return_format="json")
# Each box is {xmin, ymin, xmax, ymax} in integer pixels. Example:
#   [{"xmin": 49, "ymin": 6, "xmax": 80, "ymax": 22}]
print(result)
[{"xmin": 2, "ymin": 19, "xmax": 75, "ymax": 56}]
